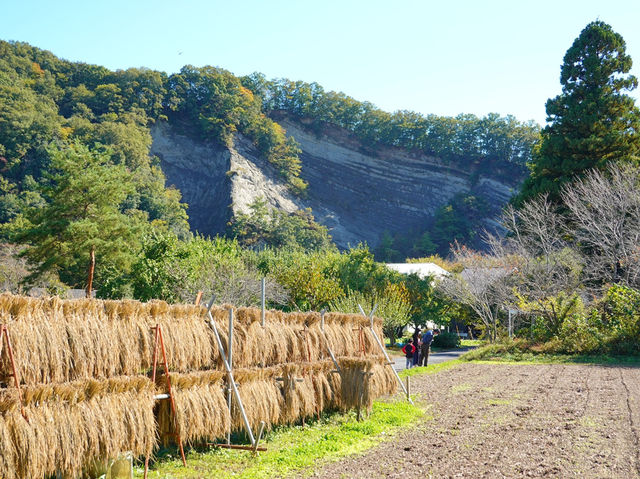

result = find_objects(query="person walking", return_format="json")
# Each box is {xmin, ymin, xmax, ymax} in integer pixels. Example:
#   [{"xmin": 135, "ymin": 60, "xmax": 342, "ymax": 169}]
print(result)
[
  {"xmin": 419, "ymin": 329, "xmax": 439, "ymax": 366},
  {"xmin": 401, "ymin": 339, "xmax": 416, "ymax": 369}
]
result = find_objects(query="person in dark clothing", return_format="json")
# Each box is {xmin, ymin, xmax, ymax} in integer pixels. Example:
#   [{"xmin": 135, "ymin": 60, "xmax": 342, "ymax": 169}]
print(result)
[
  {"xmin": 401, "ymin": 339, "xmax": 416, "ymax": 369},
  {"xmin": 419, "ymin": 329, "xmax": 439, "ymax": 366},
  {"xmin": 411, "ymin": 328, "xmax": 421, "ymax": 366}
]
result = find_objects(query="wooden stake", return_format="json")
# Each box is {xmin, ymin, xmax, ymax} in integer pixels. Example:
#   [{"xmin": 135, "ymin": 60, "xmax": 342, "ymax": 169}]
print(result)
[
  {"xmin": 253, "ymin": 421, "xmax": 266, "ymax": 455},
  {"xmin": 405, "ymin": 376, "xmax": 411, "ymax": 402},
  {"xmin": 144, "ymin": 325, "xmax": 186, "ymax": 478},
  {"xmin": 214, "ymin": 444, "xmax": 267, "ymax": 452},
  {"xmin": 0, "ymin": 325, "xmax": 28, "ymax": 422},
  {"xmin": 86, "ymin": 244, "xmax": 95, "ymax": 298}
]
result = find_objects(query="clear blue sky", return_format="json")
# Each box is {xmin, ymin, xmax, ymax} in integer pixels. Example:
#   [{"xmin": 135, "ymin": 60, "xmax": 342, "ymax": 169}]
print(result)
[{"xmin": 4, "ymin": 0, "xmax": 640, "ymax": 125}]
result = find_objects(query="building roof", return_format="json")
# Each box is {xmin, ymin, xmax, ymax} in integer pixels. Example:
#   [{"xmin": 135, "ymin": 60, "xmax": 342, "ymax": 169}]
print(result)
[{"xmin": 385, "ymin": 262, "xmax": 449, "ymax": 279}]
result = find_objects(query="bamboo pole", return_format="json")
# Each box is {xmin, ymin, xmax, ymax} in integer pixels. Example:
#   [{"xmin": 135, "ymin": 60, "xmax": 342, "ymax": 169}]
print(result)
[{"xmin": 253, "ymin": 421, "xmax": 266, "ymax": 455}]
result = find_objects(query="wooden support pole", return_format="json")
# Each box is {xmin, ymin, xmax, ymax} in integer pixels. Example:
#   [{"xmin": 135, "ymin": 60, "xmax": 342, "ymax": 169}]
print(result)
[
  {"xmin": 86, "ymin": 244, "xmax": 95, "ymax": 298},
  {"xmin": 0, "ymin": 325, "xmax": 28, "ymax": 422},
  {"xmin": 356, "ymin": 370, "xmax": 364, "ymax": 421},
  {"xmin": 144, "ymin": 325, "xmax": 186, "ymax": 478},
  {"xmin": 205, "ymin": 297, "xmax": 256, "ymax": 447},
  {"xmin": 358, "ymin": 303, "xmax": 414, "ymax": 406},
  {"xmin": 227, "ymin": 308, "xmax": 233, "ymax": 446},
  {"xmin": 214, "ymin": 444, "xmax": 267, "ymax": 452},
  {"xmin": 405, "ymin": 376, "xmax": 411, "ymax": 402},
  {"xmin": 261, "ymin": 278, "xmax": 266, "ymax": 327}
]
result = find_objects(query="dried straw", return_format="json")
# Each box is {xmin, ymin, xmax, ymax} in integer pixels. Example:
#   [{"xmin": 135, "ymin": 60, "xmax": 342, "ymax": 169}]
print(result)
[
  {"xmin": 0, "ymin": 416, "xmax": 16, "ymax": 479},
  {"xmin": 0, "ymin": 293, "xmax": 397, "ymax": 476},
  {"xmin": 158, "ymin": 382, "xmax": 229, "ymax": 446},
  {"xmin": 0, "ymin": 377, "xmax": 156, "ymax": 479},
  {"xmin": 0, "ymin": 294, "xmax": 387, "ymax": 386},
  {"xmin": 337, "ymin": 357, "xmax": 397, "ymax": 412},
  {"xmin": 0, "ymin": 294, "xmax": 217, "ymax": 384}
]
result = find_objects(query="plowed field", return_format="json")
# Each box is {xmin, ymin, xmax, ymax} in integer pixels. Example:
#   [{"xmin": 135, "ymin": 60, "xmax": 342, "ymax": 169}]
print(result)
[{"xmin": 309, "ymin": 363, "xmax": 640, "ymax": 478}]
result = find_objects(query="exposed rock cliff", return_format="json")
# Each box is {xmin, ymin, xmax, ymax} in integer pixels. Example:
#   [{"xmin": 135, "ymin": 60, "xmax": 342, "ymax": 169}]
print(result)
[
  {"xmin": 150, "ymin": 119, "xmax": 522, "ymax": 248},
  {"xmin": 150, "ymin": 122, "xmax": 299, "ymax": 235}
]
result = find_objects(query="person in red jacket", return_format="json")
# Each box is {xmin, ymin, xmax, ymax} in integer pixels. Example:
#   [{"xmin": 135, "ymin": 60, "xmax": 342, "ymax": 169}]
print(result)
[{"xmin": 401, "ymin": 339, "xmax": 416, "ymax": 369}]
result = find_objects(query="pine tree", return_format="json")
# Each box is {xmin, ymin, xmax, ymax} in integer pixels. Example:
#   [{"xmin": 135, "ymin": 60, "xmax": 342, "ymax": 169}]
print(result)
[
  {"xmin": 516, "ymin": 21, "xmax": 640, "ymax": 204},
  {"xmin": 14, "ymin": 142, "xmax": 144, "ymax": 290}
]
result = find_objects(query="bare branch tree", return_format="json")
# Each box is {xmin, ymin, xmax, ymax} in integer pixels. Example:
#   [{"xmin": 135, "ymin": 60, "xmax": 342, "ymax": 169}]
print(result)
[
  {"xmin": 168, "ymin": 260, "xmax": 288, "ymax": 307},
  {"xmin": 439, "ymin": 244, "xmax": 514, "ymax": 342},
  {"xmin": 0, "ymin": 243, "xmax": 29, "ymax": 294},
  {"xmin": 562, "ymin": 163, "xmax": 640, "ymax": 289},
  {"xmin": 486, "ymin": 196, "xmax": 584, "ymax": 335},
  {"xmin": 440, "ymin": 164, "xmax": 640, "ymax": 341}
]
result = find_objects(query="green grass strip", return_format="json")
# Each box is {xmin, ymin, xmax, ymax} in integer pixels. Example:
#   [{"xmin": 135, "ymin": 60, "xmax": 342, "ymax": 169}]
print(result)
[
  {"xmin": 137, "ymin": 399, "xmax": 424, "ymax": 478},
  {"xmin": 462, "ymin": 344, "xmax": 640, "ymax": 366},
  {"xmin": 397, "ymin": 359, "xmax": 463, "ymax": 378}
]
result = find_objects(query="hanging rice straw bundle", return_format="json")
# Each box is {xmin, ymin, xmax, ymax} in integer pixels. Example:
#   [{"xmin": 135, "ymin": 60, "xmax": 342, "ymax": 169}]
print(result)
[
  {"xmin": 3, "ymin": 386, "xmax": 155, "ymax": 479},
  {"xmin": 0, "ymin": 294, "xmax": 220, "ymax": 384},
  {"xmin": 158, "ymin": 383, "xmax": 229, "ymax": 446},
  {"xmin": 0, "ymin": 417, "xmax": 17, "ymax": 479},
  {"xmin": 233, "ymin": 379, "xmax": 283, "ymax": 432},
  {"xmin": 309, "ymin": 369, "xmax": 335, "ymax": 413},
  {"xmin": 337, "ymin": 358, "xmax": 371, "ymax": 411},
  {"xmin": 279, "ymin": 364, "xmax": 316, "ymax": 423},
  {"xmin": 369, "ymin": 363, "xmax": 398, "ymax": 399},
  {"xmin": 0, "ymin": 294, "xmax": 389, "ymax": 384}
]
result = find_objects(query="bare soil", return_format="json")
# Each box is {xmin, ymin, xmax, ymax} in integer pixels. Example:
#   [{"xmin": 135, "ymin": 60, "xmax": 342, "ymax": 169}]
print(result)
[{"xmin": 307, "ymin": 363, "xmax": 640, "ymax": 478}]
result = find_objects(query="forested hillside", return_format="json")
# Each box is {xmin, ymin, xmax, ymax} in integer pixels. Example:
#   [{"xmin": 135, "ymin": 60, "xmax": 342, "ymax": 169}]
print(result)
[
  {"xmin": 244, "ymin": 74, "xmax": 539, "ymax": 174},
  {"xmin": 0, "ymin": 40, "xmax": 542, "ymax": 296},
  {"xmin": 0, "ymin": 41, "xmax": 539, "ymax": 240}
]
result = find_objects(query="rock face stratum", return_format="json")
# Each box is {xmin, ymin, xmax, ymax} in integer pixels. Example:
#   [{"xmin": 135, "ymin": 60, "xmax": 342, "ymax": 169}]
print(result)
[{"xmin": 150, "ymin": 118, "xmax": 522, "ymax": 248}]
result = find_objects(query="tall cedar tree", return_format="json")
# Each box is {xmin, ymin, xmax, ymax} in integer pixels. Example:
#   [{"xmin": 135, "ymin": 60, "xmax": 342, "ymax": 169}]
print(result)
[{"xmin": 516, "ymin": 21, "xmax": 640, "ymax": 205}]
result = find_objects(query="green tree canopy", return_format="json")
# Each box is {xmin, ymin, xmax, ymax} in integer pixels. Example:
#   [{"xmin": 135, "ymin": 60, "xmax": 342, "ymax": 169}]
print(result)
[
  {"xmin": 516, "ymin": 20, "xmax": 640, "ymax": 204},
  {"xmin": 228, "ymin": 197, "xmax": 332, "ymax": 251},
  {"xmin": 13, "ymin": 142, "xmax": 145, "ymax": 288}
]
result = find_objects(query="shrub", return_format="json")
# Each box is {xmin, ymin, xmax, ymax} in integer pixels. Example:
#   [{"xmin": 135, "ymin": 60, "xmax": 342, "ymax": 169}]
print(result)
[{"xmin": 432, "ymin": 331, "xmax": 461, "ymax": 349}]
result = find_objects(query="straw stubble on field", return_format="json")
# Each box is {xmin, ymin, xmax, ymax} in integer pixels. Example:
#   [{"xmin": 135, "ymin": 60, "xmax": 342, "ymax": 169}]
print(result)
[{"xmin": 0, "ymin": 293, "xmax": 397, "ymax": 478}]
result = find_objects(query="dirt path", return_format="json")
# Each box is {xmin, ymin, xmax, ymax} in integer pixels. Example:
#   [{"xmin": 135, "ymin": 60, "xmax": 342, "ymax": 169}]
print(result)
[{"xmin": 308, "ymin": 363, "xmax": 640, "ymax": 479}]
